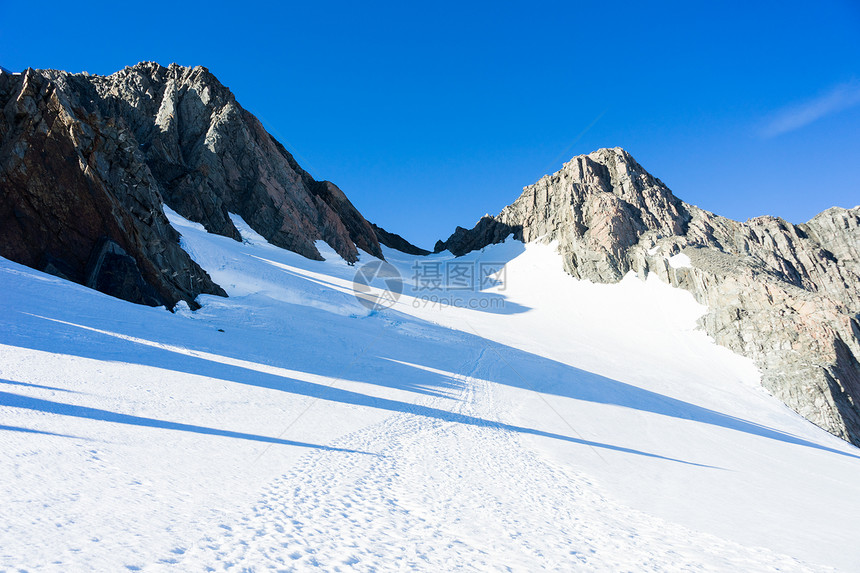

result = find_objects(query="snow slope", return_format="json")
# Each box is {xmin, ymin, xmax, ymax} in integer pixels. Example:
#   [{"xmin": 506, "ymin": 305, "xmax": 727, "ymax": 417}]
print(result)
[{"xmin": 1, "ymin": 208, "xmax": 859, "ymax": 571}]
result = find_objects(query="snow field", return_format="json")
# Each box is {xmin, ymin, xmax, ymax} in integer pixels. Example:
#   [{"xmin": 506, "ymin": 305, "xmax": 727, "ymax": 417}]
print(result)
[{"xmin": 1, "ymin": 208, "xmax": 858, "ymax": 570}]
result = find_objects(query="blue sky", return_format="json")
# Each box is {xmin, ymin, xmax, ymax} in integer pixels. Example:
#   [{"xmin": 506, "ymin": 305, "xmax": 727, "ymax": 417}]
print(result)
[{"xmin": 3, "ymin": 1, "xmax": 858, "ymax": 248}]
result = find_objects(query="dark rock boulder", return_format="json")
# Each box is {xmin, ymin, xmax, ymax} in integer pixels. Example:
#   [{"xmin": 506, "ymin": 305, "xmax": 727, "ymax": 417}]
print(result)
[{"xmin": 84, "ymin": 238, "xmax": 164, "ymax": 308}]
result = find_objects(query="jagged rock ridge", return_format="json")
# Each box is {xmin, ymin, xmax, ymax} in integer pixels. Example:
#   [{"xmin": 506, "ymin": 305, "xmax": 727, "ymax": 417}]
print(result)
[
  {"xmin": 438, "ymin": 148, "xmax": 860, "ymax": 446},
  {"xmin": 373, "ymin": 223, "xmax": 430, "ymax": 256},
  {"xmin": 44, "ymin": 62, "xmax": 384, "ymax": 262},
  {"xmin": 0, "ymin": 62, "xmax": 388, "ymax": 307},
  {"xmin": 0, "ymin": 67, "xmax": 225, "ymax": 308}
]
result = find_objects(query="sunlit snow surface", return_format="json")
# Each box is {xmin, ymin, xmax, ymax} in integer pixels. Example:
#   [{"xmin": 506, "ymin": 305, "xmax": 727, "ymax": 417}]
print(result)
[
  {"xmin": 667, "ymin": 252, "xmax": 692, "ymax": 269},
  {"xmin": 1, "ymin": 207, "xmax": 859, "ymax": 571}
]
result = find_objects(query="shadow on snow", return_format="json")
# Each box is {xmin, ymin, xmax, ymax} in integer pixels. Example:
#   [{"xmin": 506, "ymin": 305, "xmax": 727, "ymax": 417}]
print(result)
[
  {"xmin": 0, "ymin": 387, "xmax": 374, "ymax": 454},
  {"xmin": 3, "ymin": 306, "xmax": 856, "ymax": 464}
]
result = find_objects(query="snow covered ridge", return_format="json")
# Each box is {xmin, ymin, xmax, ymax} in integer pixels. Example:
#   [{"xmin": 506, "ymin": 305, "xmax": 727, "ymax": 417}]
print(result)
[
  {"xmin": 2, "ymin": 208, "xmax": 860, "ymax": 571},
  {"xmin": 1, "ymin": 60, "xmax": 858, "ymax": 569}
]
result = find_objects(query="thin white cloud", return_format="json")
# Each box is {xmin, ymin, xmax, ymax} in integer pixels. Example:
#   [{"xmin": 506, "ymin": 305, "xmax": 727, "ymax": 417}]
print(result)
[{"xmin": 760, "ymin": 80, "xmax": 860, "ymax": 137}]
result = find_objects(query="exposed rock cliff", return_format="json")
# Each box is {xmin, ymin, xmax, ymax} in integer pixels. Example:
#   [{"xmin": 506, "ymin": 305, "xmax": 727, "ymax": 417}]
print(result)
[
  {"xmin": 42, "ymin": 62, "xmax": 383, "ymax": 262},
  {"xmin": 438, "ymin": 148, "xmax": 860, "ymax": 446},
  {"xmin": 0, "ymin": 62, "xmax": 385, "ymax": 307},
  {"xmin": 0, "ymin": 67, "xmax": 225, "ymax": 308}
]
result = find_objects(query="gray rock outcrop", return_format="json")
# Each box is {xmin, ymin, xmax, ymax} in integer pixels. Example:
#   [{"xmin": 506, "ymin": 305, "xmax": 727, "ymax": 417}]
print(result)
[{"xmin": 439, "ymin": 148, "xmax": 860, "ymax": 446}]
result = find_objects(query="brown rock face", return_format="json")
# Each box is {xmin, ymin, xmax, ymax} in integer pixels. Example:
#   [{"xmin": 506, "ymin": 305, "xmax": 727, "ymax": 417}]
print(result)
[
  {"xmin": 439, "ymin": 148, "xmax": 860, "ymax": 446},
  {"xmin": 0, "ymin": 68, "xmax": 225, "ymax": 308},
  {"xmin": 44, "ymin": 63, "xmax": 382, "ymax": 262},
  {"xmin": 0, "ymin": 62, "xmax": 385, "ymax": 307}
]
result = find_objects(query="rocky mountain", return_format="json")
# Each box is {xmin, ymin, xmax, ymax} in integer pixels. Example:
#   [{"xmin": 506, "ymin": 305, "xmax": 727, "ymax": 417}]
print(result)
[
  {"xmin": 437, "ymin": 148, "xmax": 860, "ymax": 446},
  {"xmin": 0, "ymin": 62, "xmax": 386, "ymax": 308},
  {"xmin": 3, "ymin": 62, "xmax": 858, "ymax": 449}
]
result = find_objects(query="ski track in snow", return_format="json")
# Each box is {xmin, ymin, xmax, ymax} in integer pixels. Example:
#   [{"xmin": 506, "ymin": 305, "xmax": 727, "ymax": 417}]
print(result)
[{"xmin": 157, "ymin": 349, "xmax": 818, "ymax": 572}]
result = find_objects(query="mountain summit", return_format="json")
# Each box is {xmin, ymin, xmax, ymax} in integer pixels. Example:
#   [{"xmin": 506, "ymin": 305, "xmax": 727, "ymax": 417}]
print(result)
[
  {"xmin": 0, "ymin": 62, "xmax": 387, "ymax": 308},
  {"xmin": 437, "ymin": 147, "xmax": 860, "ymax": 446}
]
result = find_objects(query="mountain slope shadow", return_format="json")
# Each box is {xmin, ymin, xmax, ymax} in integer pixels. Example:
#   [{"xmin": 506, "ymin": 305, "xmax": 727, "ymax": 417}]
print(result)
[
  {"xmin": 3, "ymin": 307, "xmax": 856, "ymax": 462},
  {"xmin": 0, "ymin": 386, "xmax": 372, "ymax": 454},
  {"xmin": 0, "ymin": 313, "xmax": 714, "ymax": 467}
]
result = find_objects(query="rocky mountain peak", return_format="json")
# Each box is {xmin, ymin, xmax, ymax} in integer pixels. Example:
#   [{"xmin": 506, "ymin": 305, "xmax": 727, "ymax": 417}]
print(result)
[
  {"xmin": 0, "ymin": 62, "xmax": 388, "ymax": 309},
  {"xmin": 437, "ymin": 147, "xmax": 691, "ymax": 275},
  {"xmin": 0, "ymin": 66, "xmax": 226, "ymax": 308},
  {"xmin": 49, "ymin": 61, "xmax": 383, "ymax": 263},
  {"xmin": 437, "ymin": 148, "xmax": 860, "ymax": 447}
]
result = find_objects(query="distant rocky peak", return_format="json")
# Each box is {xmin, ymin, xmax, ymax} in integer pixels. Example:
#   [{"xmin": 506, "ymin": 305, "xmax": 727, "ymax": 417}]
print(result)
[
  {"xmin": 436, "ymin": 147, "xmax": 690, "ymax": 267},
  {"xmin": 435, "ymin": 147, "xmax": 860, "ymax": 449}
]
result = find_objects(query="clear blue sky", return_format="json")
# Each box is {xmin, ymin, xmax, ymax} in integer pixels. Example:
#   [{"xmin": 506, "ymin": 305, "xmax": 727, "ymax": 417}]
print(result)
[{"xmin": 3, "ymin": 1, "xmax": 859, "ymax": 248}]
